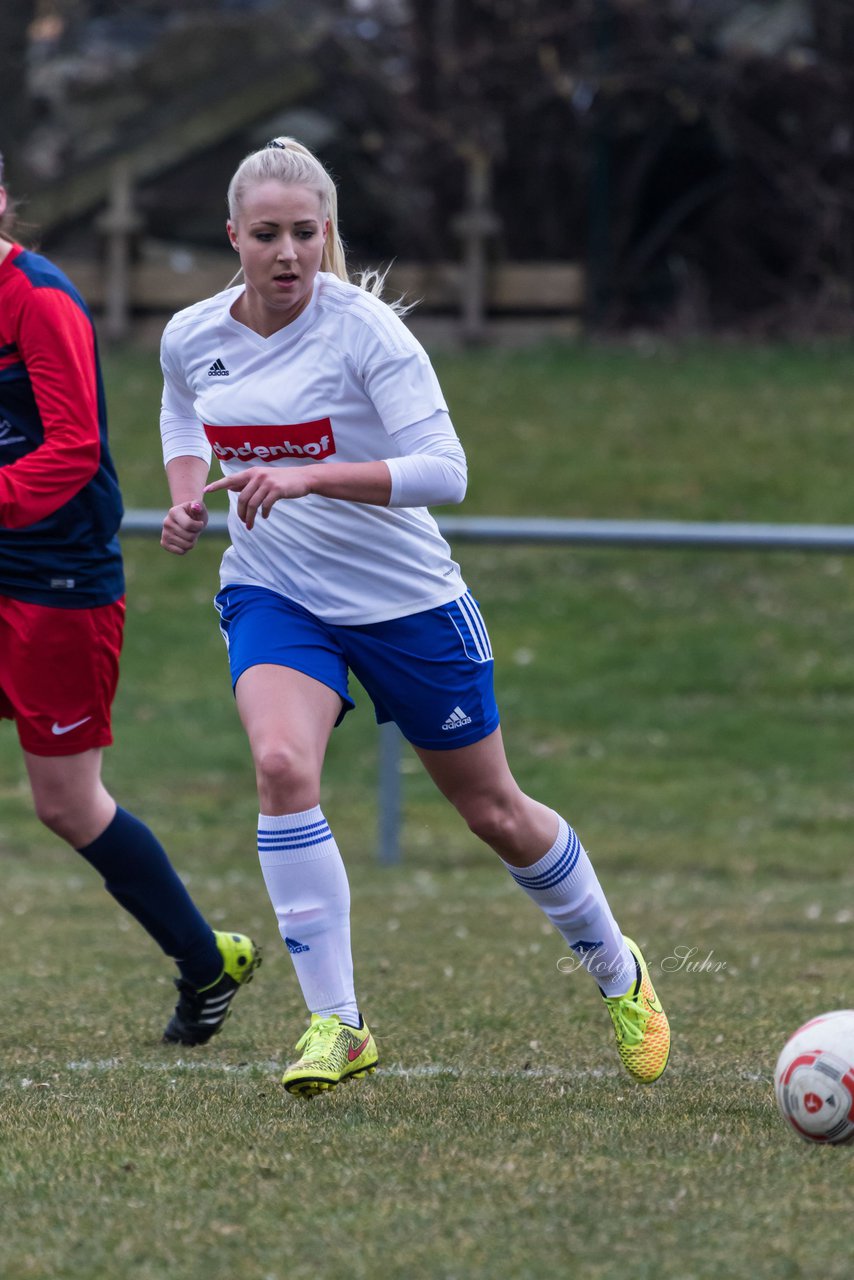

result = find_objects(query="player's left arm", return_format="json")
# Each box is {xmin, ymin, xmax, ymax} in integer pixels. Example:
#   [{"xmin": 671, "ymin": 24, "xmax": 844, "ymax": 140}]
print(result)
[
  {"xmin": 0, "ymin": 288, "xmax": 101, "ymax": 529},
  {"xmin": 204, "ymin": 458, "xmax": 393, "ymax": 530},
  {"xmin": 204, "ymin": 412, "xmax": 467, "ymax": 530},
  {"xmin": 382, "ymin": 411, "xmax": 468, "ymax": 507}
]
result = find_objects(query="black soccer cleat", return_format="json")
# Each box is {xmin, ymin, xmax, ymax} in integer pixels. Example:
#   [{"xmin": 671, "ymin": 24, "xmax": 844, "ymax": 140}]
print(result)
[{"xmin": 163, "ymin": 930, "xmax": 262, "ymax": 1046}]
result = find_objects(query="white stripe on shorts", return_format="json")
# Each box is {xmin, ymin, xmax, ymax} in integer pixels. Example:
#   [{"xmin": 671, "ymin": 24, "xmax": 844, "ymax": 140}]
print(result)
[{"xmin": 450, "ymin": 591, "xmax": 493, "ymax": 663}]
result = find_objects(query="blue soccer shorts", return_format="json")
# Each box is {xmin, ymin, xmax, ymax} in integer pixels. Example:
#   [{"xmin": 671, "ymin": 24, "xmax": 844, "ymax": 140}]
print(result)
[{"xmin": 214, "ymin": 585, "xmax": 500, "ymax": 750}]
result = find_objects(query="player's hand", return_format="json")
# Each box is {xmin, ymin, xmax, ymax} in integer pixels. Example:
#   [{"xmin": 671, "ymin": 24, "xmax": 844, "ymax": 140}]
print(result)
[
  {"xmin": 204, "ymin": 467, "xmax": 313, "ymax": 530},
  {"xmin": 161, "ymin": 499, "xmax": 209, "ymax": 554}
]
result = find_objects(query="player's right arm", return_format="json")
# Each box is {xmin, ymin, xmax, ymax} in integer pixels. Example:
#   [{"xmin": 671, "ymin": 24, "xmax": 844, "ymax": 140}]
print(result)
[
  {"xmin": 0, "ymin": 285, "xmax": 102, "ymax": 528},
  {"xmin": 159, "ymin": 326, "xmax": 211, "ymax": 555},
  {"xmin": 161, "ymin": 455, "xmax": 210, "ymax": 554}
]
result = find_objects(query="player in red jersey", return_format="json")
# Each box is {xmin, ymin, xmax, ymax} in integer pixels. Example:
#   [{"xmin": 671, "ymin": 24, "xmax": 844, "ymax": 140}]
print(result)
[{"xmin": 0, "ymin": 154, "xmax": 260, "ymax": 1045}]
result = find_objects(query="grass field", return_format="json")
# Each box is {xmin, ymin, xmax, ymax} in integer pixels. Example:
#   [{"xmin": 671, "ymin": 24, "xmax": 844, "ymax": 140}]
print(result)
[{"xmin": 2, "ymin": 340, "xmax": 854, "ymax": 1279}]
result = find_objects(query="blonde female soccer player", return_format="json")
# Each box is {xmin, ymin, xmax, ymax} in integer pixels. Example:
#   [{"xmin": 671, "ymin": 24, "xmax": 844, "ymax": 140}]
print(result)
[{"xmin": 159, "ymin": 137, "xmax": 670, "ymax": 1096}]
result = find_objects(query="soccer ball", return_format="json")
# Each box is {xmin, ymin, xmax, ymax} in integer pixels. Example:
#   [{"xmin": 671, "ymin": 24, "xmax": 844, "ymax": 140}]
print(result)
[{"xmin": 774, "ymin": 1010, "xmax": 854, "ymax": 1145}]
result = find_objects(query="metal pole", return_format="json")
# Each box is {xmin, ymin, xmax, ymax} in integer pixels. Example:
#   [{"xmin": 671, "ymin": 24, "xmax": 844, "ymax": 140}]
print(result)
[
  {"xmin": 377, "ymin": 722, "xmax": 403, "ymax": 866},
  {"xmin": 120, "ymin": 510, "xmax": 854, "ymax": 553}
]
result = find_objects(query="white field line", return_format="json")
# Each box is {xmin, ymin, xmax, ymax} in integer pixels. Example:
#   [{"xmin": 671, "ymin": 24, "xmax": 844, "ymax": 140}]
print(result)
[
  {"xmin": 4, "ymin": 1060, "xmax": 770, "ymax": 1086},
  {"xmin": 65, "ymin": 1061, "xmax": 607, "ymax": 1082}
]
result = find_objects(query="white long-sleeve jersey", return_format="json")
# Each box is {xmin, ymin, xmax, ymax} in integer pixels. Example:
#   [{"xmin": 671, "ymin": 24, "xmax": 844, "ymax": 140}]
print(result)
[{"xmin": 160, "ymin": 273, "xmax": 468, "ymax": 625}]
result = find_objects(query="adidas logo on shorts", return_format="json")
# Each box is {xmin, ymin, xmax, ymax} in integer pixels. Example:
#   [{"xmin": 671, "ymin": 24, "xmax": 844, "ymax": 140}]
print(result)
[{"xmin": 442, "ymin": 705, "xmax": 472, "ymax": 731}]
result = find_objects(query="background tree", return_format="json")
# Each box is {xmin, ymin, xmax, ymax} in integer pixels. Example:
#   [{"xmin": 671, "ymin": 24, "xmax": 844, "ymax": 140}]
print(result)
[
  {"xmin": 0, "ymin": 0, "xmax": 36, "ymax": 181},
  {"xmin": 13, "ymin": 0, "xmax": 854, "ymax": 334}
]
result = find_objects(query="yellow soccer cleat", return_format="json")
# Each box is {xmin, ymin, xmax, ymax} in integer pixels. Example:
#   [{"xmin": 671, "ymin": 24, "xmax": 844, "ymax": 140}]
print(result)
[
  {"xmin": 282, "ymin": 1013, "xmax": 378, "ymax": 1099},
  {"xmin": 602, "ymin": 936, "xmax": 670, "ymax": 1083}
]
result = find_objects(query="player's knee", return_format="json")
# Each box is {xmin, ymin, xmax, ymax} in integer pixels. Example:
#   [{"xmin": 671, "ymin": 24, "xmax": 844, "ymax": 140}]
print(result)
[
  {"xmin": 253, "ymin": 740, "xmax": 319, "ymax": 806},
  {"xmin": 32, "ymin": 791, "xmax": 78, "ymax": 842},
  {"xmin": 461, "ymin": 795, "xmax": 519, "ymax": 849}
]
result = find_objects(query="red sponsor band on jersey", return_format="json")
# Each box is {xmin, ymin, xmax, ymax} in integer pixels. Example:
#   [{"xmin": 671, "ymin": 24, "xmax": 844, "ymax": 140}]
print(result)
[{"xmin": 204, "ymin": 419, "xmax": 336, "ymax": 461}]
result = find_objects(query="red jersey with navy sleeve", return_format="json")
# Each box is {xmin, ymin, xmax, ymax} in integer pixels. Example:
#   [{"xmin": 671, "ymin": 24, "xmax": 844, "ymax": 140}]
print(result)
[{"xmin": 0, "ymin": 245, "xmax": 124, "ymax": 607}]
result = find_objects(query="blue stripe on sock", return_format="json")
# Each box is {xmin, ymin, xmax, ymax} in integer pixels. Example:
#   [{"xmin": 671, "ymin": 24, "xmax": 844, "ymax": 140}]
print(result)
[
  {"xmin": 258, "ymin": 832, "xmax": 333, "ymax": 853},
  {"xmin": 257, "ymin": 820, "xmax": 331, "ymax": 848},
  {"xmin": 257, "ymin": 818, "xmax": 329, "ymax": 837},
  {"xmin": 508, "ymin": 828, "xmax": 581, "ymax": 891},
  {"xmin": 257, "ymin": 830, "xmax": 331, "ymax": 846}
]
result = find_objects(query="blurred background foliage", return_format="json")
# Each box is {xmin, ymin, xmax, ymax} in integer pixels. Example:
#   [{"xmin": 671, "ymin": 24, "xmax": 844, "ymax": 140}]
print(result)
[{"xmin": 2, "ymin": 0, "xmax": 854, "ymax": 333}]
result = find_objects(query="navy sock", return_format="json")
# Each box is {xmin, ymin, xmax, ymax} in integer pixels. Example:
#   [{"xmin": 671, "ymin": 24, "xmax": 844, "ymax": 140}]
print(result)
[{"xmin": 77, "ymin": 806, "xmax": 222, "ymax": 988}]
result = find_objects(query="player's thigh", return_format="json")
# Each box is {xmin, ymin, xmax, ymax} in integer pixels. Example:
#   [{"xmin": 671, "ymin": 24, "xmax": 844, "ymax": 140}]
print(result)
[
  {"xmin": 217, "ymin": 584, "xmax": 354, "ymax": 755},
  {"xmin": 23, "ymin": 746, "xmax": 115, "ymax": 845},
  {"xmin": 234, "ymin": 663, "xmax": 341, "ymax": 782},
  {"xmin": 413, "ymin": 726, "xmax": 518, "ymax": 807},
  {"xmin": 414, "ymin": 729, "xmax": 559, "ymax": 859}
]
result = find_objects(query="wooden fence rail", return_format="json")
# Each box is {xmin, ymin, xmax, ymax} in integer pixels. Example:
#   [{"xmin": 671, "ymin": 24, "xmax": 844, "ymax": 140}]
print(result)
[{"xmin": 56, "ymin": 253, "xmax": 584, "ymax": 319}]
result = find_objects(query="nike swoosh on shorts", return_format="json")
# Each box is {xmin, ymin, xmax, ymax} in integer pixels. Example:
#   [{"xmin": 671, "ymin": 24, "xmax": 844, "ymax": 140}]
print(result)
[{"xmin": 51, "ymin": 716, "xmax": 92, "ymax": 736}]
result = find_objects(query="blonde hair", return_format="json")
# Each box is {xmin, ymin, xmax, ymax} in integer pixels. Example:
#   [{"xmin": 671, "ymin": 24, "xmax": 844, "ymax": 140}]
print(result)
[
  {"xmin": 228, "ymin": 136, "xmax": 346, "ymax": 279},
  {"xmin": 227, "ymin": 137, "xmax": 406, "ymax": 310}
]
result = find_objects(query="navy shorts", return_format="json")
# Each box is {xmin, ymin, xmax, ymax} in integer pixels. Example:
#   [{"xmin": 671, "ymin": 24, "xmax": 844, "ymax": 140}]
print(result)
[{"xmin": 215, "ymin": 585, "xmax": 500, "ymax": 751}]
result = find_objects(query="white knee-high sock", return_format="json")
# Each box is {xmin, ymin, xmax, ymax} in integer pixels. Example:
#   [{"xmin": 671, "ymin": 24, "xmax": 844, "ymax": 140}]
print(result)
[
  {"xmin": 257, "ymin": 807, "xmax": 359, "ymax": 1026},
  {"xmin": 502, "ymin": 813, "xmax": 635, "ymax": 997}
]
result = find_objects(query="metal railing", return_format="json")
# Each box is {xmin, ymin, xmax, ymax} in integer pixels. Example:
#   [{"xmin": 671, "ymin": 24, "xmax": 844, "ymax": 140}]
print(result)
[
  {"xmin": 123, "ymin": 509, "xmax": 854, "ymax": 552},
  {"xmin": 122, "ymin": 509, "xmax": 854, "ymax": 862}
]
